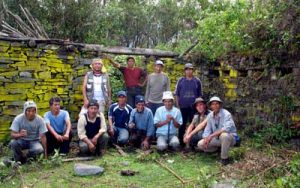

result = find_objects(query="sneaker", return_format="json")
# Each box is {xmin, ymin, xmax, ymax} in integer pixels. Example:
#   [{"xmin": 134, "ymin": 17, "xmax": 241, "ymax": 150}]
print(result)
[{"xmin": 220, "ymin": 158, "xmax": 230, "ymax": 165}]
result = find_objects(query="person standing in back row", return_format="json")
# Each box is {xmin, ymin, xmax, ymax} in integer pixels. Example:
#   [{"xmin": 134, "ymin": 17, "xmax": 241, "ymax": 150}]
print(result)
[
  {"xmin": 145, "ymin": 60, "xmax": 170, "ymax": 115},
  {"xmin": 110, "ymin": 57, "xmax": 147, "ymax": 107},
  {"xmin": 175, "ymin": 63, "xmax": 202, "ymax": 147},
  {"xmin": 81, "ymin": 58, "xmax": 112, "ymax": 115}
]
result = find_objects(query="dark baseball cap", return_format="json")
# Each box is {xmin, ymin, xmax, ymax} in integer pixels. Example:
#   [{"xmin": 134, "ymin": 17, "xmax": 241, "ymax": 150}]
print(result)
[
  {"xmin": 135, "ymin": 95, "xmax": 145, "ymax": 104},
  {"xmin": 117, "ymin": 91, "xmax": 127, "ymax": 97}
]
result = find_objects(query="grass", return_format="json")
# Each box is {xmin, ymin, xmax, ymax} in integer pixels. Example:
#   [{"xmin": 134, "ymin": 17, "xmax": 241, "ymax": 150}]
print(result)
[
  {"xmin": 1, "ymin": 141, "xmax": 299, "ymax": 188},
  {"xmin": 0, "ymin": 148, "xmax": 220, "ymax": 188}
]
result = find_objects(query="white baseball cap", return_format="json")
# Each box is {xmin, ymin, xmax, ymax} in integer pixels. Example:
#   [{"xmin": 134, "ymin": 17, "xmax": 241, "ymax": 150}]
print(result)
[{"xmin": 155, "ymin": 60, "xmax": 164, "ymax": 66}]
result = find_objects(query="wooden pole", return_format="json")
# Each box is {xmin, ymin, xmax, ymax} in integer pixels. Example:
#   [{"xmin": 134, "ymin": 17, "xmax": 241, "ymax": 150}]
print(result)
[
  {"xmin": 113, "ymin": 144, "xmax": 128, "ymax": 157},
  {"xmin": 155, "ymin": 159, "xmax": 187, "ymax": 184}
]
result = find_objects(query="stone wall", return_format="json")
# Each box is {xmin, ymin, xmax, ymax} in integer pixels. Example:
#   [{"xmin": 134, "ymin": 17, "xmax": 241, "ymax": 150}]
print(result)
[
  {"xmin": 0, "ymin": 38, "xmax": 102, "ymax": 141},
  {"xmin": 195, "ymin": 56, "xmax": 300, "ymax": 129}
]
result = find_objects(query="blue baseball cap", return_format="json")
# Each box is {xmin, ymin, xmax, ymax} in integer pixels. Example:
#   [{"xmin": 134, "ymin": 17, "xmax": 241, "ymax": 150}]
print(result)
[
  {"xmin": 135, "ymin": 95, "xmax": 145, "ymax": 104},
  {"xmin": 117, "ymin": 91, "xmax": 127, "ymax": 97}
]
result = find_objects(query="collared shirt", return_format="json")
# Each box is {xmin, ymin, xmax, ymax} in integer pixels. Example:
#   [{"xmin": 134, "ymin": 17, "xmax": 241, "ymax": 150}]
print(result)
[
  {"xmin": 202, "ymin": 108, "xmax": 237, "ymax": 138},
  {"xmin": 108, "ymin": 103, "xmax": 133, "ymax": 128},
  {"xmin": 154, "ymin": 106, "xmax": 183, "ymax": 137},
  {"xmin": 129, "ymin": 107, "xmax": 154, "ymax": 137},
  {"xmin": 77, "ymin": 113, "xmax": 107, "ymax": 140},
  {"xmin": 119, "ymin": 66, "xmax": 146, "ymax": 88},
  {"xmin": 44, "ymin": 110, "xmax": 70, "ymax": 134}
]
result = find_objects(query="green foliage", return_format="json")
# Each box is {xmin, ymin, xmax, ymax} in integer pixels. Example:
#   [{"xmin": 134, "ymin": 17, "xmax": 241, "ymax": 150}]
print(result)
[
  {"xmin": 273, "ymin": 154, "xmax": 300, "ymax": 188},
  {"xmin": 37, "ymin": 149, "xmax": 62, "ymax": 168}
]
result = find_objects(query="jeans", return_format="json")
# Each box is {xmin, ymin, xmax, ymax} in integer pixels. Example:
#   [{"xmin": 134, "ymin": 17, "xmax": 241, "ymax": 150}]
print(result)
[
  {"xmin": 79, "ymin": 134, "xmax": 109, "ymax": 155},
  {"xmin": 189, "ymin": 130, "xmax": 203, "ymax": 150},
  {"xmin": 198, "ymin": 133, "xmax": 236, "ymax": 159},
  {"xmin": 46, "ymin": 131, "xmax": 72, "ymax": 154},
  {"xmin": 179, "ymin": 107, "xmax": 195, "ymax": 146},
  {"xmin": 112, "ymin": 127, "xmax": 129, "ymax": 145},
  {"xmin": 157, "ymin": 135, "xmax": 180, "ymax": 151},
  {"xmin": 10, "ymin": 139, "xmax": 44, "ymax": 163}
]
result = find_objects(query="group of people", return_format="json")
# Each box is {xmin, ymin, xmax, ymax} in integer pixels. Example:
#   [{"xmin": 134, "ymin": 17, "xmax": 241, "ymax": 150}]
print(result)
[{"xmin": 9, "ymin": 57, "xmax": 238, "ymax": 165}]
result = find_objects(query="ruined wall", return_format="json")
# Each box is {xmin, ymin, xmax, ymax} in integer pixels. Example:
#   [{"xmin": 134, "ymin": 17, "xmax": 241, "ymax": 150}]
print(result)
[{"xmin": 197, "ymin": 57, "xmax": 300, "ymax": 129}]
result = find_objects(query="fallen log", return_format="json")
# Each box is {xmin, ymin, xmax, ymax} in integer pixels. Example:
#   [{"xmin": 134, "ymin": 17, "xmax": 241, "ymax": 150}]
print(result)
[{"xmin": 84, "ymin": 45, "xmax": 179, "ymax": 58}]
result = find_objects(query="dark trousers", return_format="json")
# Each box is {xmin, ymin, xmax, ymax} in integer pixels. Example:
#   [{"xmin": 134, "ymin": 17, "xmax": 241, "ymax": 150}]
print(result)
[
  {"xmin": 129, "ymin": 129, "xmax": 149, "ymax": 148},
  {"xmin": 79, "ymin": 134, "xmax": 109, "ymax": 155},
  {"xmin": 179, "ymin": 107, "xmax": 195, "ymax": 146},
  {"xmin": 46, "ymin": 131, "xmax": 72, "ymax": 154},
  {"xmin": 147, "ymin": 102, "xmax": 163, "ymax": 116},
  {"xmin": 189, "ymin": 131, "xmax": 204, "ymax": 150},
  {"xmin": 126, "ymin": 86, "xmax": 142, "ymax": 108}
]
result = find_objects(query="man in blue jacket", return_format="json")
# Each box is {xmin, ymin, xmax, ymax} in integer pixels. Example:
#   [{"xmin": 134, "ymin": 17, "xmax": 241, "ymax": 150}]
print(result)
[{"xmin": 128, "ymin": 95, "xmax": 154, "ymax": 150}]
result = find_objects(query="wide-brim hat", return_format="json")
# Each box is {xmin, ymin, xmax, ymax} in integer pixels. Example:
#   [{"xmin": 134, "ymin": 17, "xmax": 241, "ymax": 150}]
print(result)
[
  {"xmin": 208, "ymin": 96, "xmax": 223, "ymax": 105},
  {"xmin": 193, "ymin": 97, "xmax": 206, "ymax": 108},
  {"xmin": 162, "ymin": 91, "xmax": 174, "ymax": 101}
]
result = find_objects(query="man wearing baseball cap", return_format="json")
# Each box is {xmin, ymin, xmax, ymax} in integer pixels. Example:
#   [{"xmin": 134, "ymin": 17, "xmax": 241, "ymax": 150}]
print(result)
[
  {"xmin": 183, "ymin": 97, "xmax": 210, "ymax": 150},
  {"xmin": 198, "ymin": 96, "xmax": 237, "ymax": 165},
  {"xmin": 108, "ymin": 91, "xmax": 133, "ymax": 146},
  {"xmin": 81, "ymin": 58, "xmax": 112, "ymax": 115},
  {"xmin": 128, "ymin": 95, "xmax": 154, "ymax": 150},
  {"xmin": 145, "ymin": 60, "xmax": 170, "ymax": 115},
  {"xmin": 9, "ymin": 101, "xmax": 48, "ymax": 163},
  {"xmin": 154, "ymin": 91, "xmax": 182, "ymax": 151},
  {"xmin": 77, "ymin": 100, "xmax": 109, "ymax": 156},
  {"xmin": 175, "ymin": 63, "xmax": 203, "ymax": 147}
]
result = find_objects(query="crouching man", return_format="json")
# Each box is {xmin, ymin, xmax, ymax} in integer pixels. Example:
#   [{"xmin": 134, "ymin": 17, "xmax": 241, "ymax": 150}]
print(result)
[
  {"xmin": 77, "ymin": 100, "xmax": 109, "ymax": 156},
  {"xmin": 9, "ymin": 101, "xmax": 48, "ymax": 163},
  {"xmin": 154, "ymin": 91, "xmax": 182, "ymax": 151},
  {"xmin": 128, "ymin": 95, "xmax": 154, "ymax": 150},
  {"xmin": 44, "ymin": 97, "xmax": 72, "ymax": 155},
  {"xmin": 198, "ymin": 96, "xmax": 237, "ymax": 165}
]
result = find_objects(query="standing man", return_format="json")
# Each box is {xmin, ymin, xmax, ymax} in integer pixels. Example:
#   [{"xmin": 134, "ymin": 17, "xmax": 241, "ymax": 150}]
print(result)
[
  {"xmin": 154, "ymin": 91, "xmax": 182, "ymax": 151},
  {"xmin": 110, "ymin": 56, "xmax": 147, "ymax": 107},
  {"xmin": 44, "ymin": 97, "xmax": 72, "ymax": 155},
  {"xmin": 108, "ymin": 91, "xmax": 133, "ymax": 146},
  {"xmin": 145, "ymin": 60, "xmax": 170, "ymax": 115},
  {"xmin": 175, "ymin": 63, "xmax": 202, "ymax": 147},
  {"xmin": 77, "ymin": 100, "xmax": 109, "ymax": 156},
  {"xmin": 183, "ymin": 97, "xmax": 209, "ymax": 150},
  {"xmin": 9, "ymin": 101, "xmax": 48, "ymax": 163},
  {"xmin": 81, "ymin": 58, "xmax": 112, "ymax": 115},
  {"xmin": 128, "ymin": 95, "xmax": 154, "ymax": 150},
  {"xmin": 198, "ymin": 96, "xmax": 237, "ymax": 165}
]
